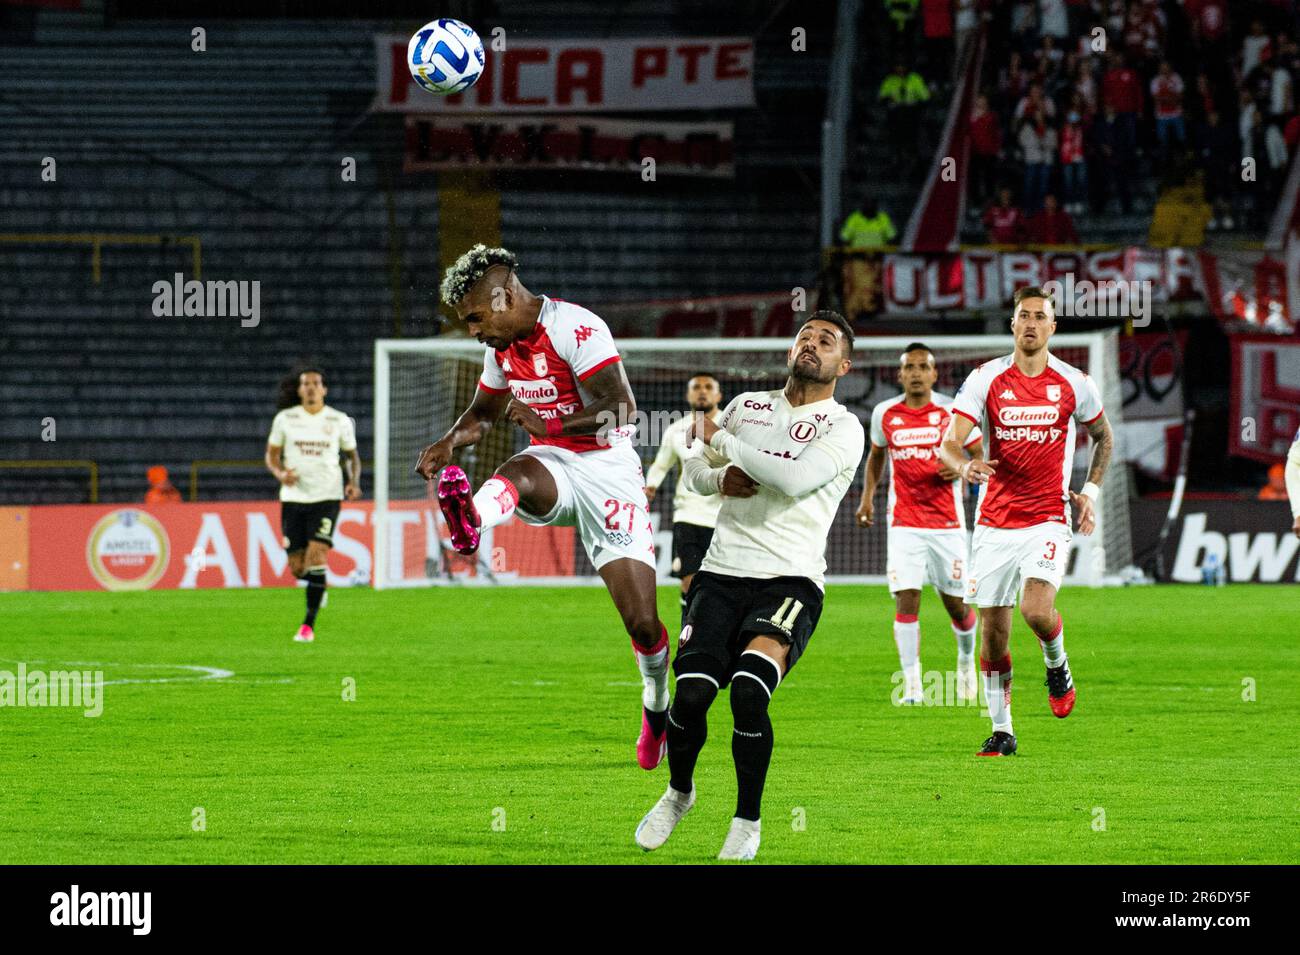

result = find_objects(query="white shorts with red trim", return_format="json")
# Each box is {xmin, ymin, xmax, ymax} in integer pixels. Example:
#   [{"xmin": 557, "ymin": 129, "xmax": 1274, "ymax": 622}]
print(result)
[
  {"xmin": 966, "ymin": 521, "xmax": 1072, "ymax": 608},
  {"xmin": 513, "ymin": 441, "xmax": 656, "ymax": 571},
  {"xmin": 886, "ymin": 527, "xmax": 968, "ymax": 597}
]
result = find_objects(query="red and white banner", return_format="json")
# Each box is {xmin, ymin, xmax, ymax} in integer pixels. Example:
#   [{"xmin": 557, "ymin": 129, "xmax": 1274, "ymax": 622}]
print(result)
[
  {"xmin": 10, "ymin": 501, "xmax": 575, "ymax": 592},
  {"xmin": 1230, "ymin": 336, "xmax": 1300, "ymax": 462},
  {"xmin": 1118, "ymin": 331, "xmax": 1187, "ymax": 478},
  {"xmin": 902, "ymin": 26, "xmax": 986, "ymax": 252},
  {"xmin": 404, "ymin": 115, "xmax": 734, "ymax": 176},
  {"xmin": 373, "ymin": 35, "xmax": 755, "ymax": 113},
  {"xmin": 836, "ymin": 246, "xmax": 1294, "ymax": 330}
]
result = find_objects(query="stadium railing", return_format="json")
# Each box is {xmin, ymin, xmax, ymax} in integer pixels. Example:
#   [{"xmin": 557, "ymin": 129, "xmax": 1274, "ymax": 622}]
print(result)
[{"xmin": 0, "ymin": 460, "xmax": 98, "ymax": 503}]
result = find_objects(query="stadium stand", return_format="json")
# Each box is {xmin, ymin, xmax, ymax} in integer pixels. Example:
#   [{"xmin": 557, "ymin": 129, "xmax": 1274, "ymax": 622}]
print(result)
[{"xmin": 0, "ymin": 3, "xmax": 828, "ymax": 502}]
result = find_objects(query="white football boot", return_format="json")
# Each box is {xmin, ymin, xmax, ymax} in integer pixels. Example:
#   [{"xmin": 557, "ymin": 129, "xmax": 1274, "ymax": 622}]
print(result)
[
  {"xmin": 717, "ymin": 817, "xmax": 761, "ymax": 861},
  {"xmin": 635, "ymin": 785, "xmax": 694, "ymax": 851}
]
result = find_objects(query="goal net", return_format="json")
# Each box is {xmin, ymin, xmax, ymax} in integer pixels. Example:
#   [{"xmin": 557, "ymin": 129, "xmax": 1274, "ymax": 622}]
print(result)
[{"xmin": 374, "ymin": 332, "xmax": 1131, "ymax": 588}]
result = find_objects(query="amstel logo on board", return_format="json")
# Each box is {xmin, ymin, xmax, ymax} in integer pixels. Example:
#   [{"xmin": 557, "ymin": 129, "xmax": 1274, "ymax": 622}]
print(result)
[{"xmin": 85, "ymin": 509, "xmax": 170, "ymax": 591}]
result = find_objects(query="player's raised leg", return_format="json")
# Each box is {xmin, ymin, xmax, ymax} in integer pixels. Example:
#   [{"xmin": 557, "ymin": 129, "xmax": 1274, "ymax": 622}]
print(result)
[
  {"xmin": 1022, "ymin": 579, "xmax": 1074, "ymax": 717},
  {"xmin": 939, "ymin": 590, "xmax": 979, "ymax": 702},
  {"xmin": 976, "ymin": 605, "xmax": 1016, "ymax": 755},
  {"xmin": 892, "ymin": 588, "xmax": 924, "ymax": 704},
  {"xmin": 598, "ymin": 557, "xmax": 671, "ymax": 770}
]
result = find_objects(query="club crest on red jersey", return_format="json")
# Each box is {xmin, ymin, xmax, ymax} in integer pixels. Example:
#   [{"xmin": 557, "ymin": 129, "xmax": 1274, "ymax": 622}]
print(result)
[
  {"xmin": 928, "ymin": 411, "xmax": 941, "ymax": 425},
  {"xmin": 533, "ymin": 354, "xmax": 548, "ymax": 376},
  {"xmin": 1046, "ymin": 384, "xmax": 1061, "ymax": 402}
]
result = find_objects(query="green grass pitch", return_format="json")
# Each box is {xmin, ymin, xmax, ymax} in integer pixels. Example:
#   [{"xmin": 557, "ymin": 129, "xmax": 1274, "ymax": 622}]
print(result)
[{"xmin": 0, "ymin": 584, "xmax": 1294, "ymax": 864}]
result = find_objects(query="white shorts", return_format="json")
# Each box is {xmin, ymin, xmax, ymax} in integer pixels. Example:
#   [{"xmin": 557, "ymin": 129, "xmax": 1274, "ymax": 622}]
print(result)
[
  {"xmin": 513, "ymin": 441, "xmax": 656, "ymax": 571},
  {"xmin": 886, "ymin": 527, "xmax": 968, "ymax": 597},
  {"xmin": 967, "ymin": 522, "xmax": 1072, "ymax": 608}
]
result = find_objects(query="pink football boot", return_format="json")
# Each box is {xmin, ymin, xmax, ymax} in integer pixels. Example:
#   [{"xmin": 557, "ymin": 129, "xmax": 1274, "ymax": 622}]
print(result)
[
  {"xmin": 637, "ymin": 710, "xmax": 668, "ymax": 770},
  {"xmin": 294, "ymin": 625, "xmax": 314, "ymax": 643},
  {"xmin": 437, "ymin": 465, "xmax": 481, "ymax": 555}
]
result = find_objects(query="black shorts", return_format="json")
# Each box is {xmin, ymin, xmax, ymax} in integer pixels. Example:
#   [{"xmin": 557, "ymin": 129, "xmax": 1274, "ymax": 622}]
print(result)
[
  {"xmin": 673, "ymin": 571, "xmax": 824, "ymax": 688},
  {"xmin": 670, "ymin": 522, "xmax": 714, "ymax": 578},
  {"xmin": 281, "ymin": 500, "xmax": 341, "ymax": 552}
]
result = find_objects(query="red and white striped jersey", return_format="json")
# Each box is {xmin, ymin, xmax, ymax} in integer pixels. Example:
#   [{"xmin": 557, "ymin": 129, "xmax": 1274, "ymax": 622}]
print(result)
[
  {"xmin": 951, "ymin": 353, "xmax": 1103, "ymax": 529},
  {"xmin": 478, "ymin": 297, "xmax": 631, "ymax": 453},
  {"xmin": 870, "ymin": 392, "xmax": 981, "ymax": 530}
]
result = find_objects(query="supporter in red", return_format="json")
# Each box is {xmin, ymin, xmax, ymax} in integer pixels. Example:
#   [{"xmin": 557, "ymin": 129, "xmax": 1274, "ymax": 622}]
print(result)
[
  {"xmin": 983, "ymin": 187, "xmax": 1025, "ymax": 244},
  {"xmin": 969, "ymin": 93, "xmax": 1002, "ymax": 208},
  {"xmin": 921, "ymin": 0, "xmax": 954, "ymax": 74},
  {"xmin": 1101, "ymin": 53, "xmax": 1141, "ymax": 162},
  {"xmin": 1059, "ymin": 105, "xmax": 1088, "ymax": 215},
  {"xmin": 1026, "ymin": 194, "xmax": 1079, "ymax": 245},
  {"xmin": 1151, "ymin": 60, "xmax": 1187, "ymax": 160}
]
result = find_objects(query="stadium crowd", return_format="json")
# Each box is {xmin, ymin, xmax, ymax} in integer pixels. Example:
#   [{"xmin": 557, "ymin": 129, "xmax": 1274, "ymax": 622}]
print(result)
[{"xmin": 969, "ymin": 0, "xmax": 1300, "ymax": 241}]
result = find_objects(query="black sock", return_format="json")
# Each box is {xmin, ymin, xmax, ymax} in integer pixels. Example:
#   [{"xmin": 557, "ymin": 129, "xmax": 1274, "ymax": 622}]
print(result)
[
  {"xmin": 667, "ymin": 678, "xmax": 716, "ymax": 794},
  {"xmin": 303, "ymin": 567, "xmax": 326, "ymax": 627},
  {"xmin": 730, "ymin": 677, "xmax": 774, "ymax": 822}
]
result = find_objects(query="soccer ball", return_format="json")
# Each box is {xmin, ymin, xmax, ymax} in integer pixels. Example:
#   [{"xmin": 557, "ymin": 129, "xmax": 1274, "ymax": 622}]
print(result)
[{"xmin": 407, "ymin": 18, "xmax": 485, "ymax": 95}]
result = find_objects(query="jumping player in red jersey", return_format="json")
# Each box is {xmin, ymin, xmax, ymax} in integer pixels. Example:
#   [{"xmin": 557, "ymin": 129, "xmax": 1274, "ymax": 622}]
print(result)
[
  {"xmin": 414, "ymin": 245, "xmax": 672, "ymax": 771},
  {"xmin": 940, "ymin": 287, "xmax": 1114, "ymax": 757},
  {"xmin": 857, "ymin": 343, "xmax": 984, "ymax": 705}
]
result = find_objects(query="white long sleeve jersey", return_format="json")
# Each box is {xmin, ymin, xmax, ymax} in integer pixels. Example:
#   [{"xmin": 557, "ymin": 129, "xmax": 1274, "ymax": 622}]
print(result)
[{"xmin": 681, "ymin": 389, "xmax": 865, "ymax": 589}]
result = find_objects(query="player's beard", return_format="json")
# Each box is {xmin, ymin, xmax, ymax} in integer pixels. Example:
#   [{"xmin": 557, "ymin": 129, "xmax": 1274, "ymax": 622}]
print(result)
[
  {"xmin": 790, "ymin": 352, "xmax": 833, "ymax": 383},
  {"xmin": 690, "ymin": 400, "xmax": 716, "ymax": 414}
]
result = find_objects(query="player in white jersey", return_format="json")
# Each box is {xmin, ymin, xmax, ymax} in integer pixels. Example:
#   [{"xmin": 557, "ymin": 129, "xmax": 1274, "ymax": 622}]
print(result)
[
  {"xmin": 414, "ymin": 245, "xmax": 673, "ymax": 773},
  {"xmin": 940, "ymin": 287, "xmax": 1114, "ymax": 757},
  {"xmin": 635, "ymin": 311, "xmax": 864, "ymax": 861},
  {"xmin": 644, "ymin": 375, "xmax": 724, "ymax": 626},
  {"xmin": 1286, "ymin": 426, "xmax": 1300, "ymax": 538},
  {"xmin": 265, "ymin": 368, "xmax": 361, "ymax": 643},
  {"xmin": 858, "ymin": 343, "xmax": 984, "ymax": 704}
]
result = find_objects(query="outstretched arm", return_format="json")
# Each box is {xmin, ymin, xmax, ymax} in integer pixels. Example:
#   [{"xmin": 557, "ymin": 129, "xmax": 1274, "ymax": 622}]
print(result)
[
  {"xmin": 940, "ymin": 414, "xmax": 998, "ymax": 484},
  {"xmin": 414, "ymin": 386, "xmax": 509, "ymax": 480},
  {"xmin": 643, "ymin": 428, "xmax": 679, "ymax": 502}
]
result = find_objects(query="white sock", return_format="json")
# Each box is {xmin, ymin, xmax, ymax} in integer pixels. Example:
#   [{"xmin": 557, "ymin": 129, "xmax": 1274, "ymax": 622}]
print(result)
[
  {"xmin": 634, "ymin": 629, "xmax": 669, "ymax": 712},
  {"xmin": 981, "ymin": 655, "xmax": 1013, "ymax": 734},
  {"xmin": 1040, "ymin": 615, "xmax": 1066, "ymax": 667},
  {"xmin": 893, "ymin": 615, "xmax": 921, "ymax": 674},
  {"xmin": 951, "ymin": 609, "xmax": 977, "ymax": 662},
  {"xmin": 472, "ymin": 477, "xmax": 518, "ymax": 531}
]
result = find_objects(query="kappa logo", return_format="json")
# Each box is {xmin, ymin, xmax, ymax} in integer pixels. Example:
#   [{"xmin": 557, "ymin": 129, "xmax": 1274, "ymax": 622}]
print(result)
[
  {"xmin": 502, "ymin": 357, "xmax": 512, "ymax": 373},
  {"xmin": 574, "ymin": 325, "xmax": 595, "ymax": 345},
  {"xmin": 1000, "ymin": 389, "xmax": 1017, "ymax": 400},
  {"xmin": 890, "ymin": 416, "xmax": 903, "ymax": 425}
]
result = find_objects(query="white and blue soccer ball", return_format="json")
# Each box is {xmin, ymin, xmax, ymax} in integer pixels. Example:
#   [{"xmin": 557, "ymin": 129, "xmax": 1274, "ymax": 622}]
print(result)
[{"xmin": 407, "ymin": 18, "xmax": 485, "ymax": 95}]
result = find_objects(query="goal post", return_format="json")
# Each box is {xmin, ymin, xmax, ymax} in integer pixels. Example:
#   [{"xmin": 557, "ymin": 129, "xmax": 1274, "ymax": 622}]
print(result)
[{"xmin": 373, "ymin": 331, "xmax": 1131, "ymax": 589}]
